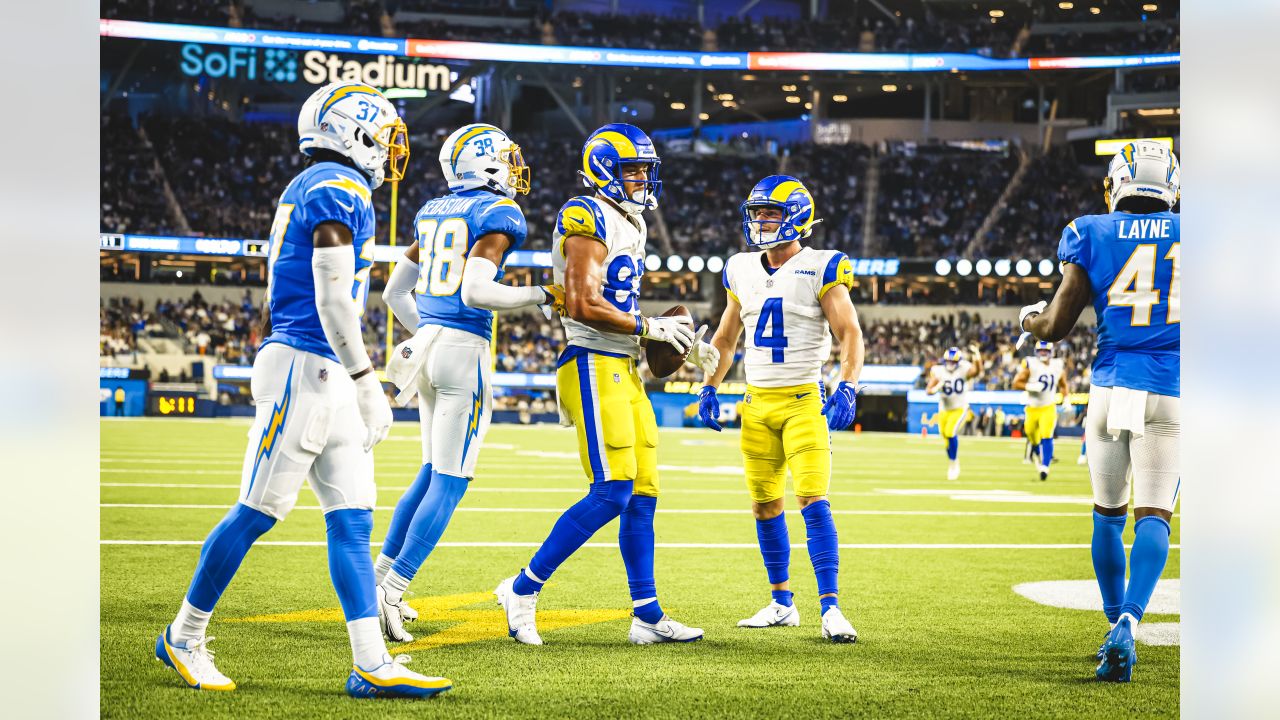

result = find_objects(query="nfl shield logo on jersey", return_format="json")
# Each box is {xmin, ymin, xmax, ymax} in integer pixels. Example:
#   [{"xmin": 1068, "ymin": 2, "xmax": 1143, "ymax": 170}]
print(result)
[
  {"xmin": 402, "ymin": 346, "xmax": 413, "ymax": 359},
  {"xmin": 318, "ymin": 368, "xmax": 328, "ymax": 382}
]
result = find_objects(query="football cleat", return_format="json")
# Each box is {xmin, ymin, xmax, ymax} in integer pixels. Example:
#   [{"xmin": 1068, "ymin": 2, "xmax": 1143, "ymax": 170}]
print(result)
[
  {"xmin": 1038, "ymin": 465, "xmax": 1050, "ymax": 481},
  {"xmin": 820, "ymin": 607, "xmax": 859, "ymax": 644},
  {"xmin": 737, "ymin": 601, "xmax": 801, "ymax": 628},
  {"xmin": 495, "ymin": 575, "xmax": 543, "ymax": 645},
  {"xmin": 376, "ymin": 585, "xmax": 414, "ymax": 643},
  {"xmin": 629, "ymin": 614, "xmax": 704, "ymax": 644},
  {"xmin": 1078, "ymin": 454, "xmax": 1088, "ymax": 465},
  {"xmin": 1095, "ymin": 629, "xmax": 1111, "ymax": 661},
  {"xmin": 398, "ymin": 598, "xmax": 419, "ymax": 623},
  {"xmin": 346, "ymin": 654, "xmax": 452, "ymax": 699},
  {"xmin": 1096, "ymin": 613, "xmax": 1137, "ymax": 682},
  {"xmin": 947, "ymin": 460, "xmax": 961, "ymax": 481},
  {"xmin": 154, "ymin": 626, "xmax": 235, "ymax": 691}
]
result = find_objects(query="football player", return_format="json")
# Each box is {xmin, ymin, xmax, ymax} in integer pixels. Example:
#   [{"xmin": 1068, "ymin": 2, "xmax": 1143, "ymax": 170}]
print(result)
[
  {"xmin": 697, "ymin": 175, "xmax": 864, "ymax": 643},
  {"xmin": 924, "ymin": 345, "xmax": 984, "ymax": 480},
  {"xmin": 495, "ymin": 123, "xmax": 718, "ymax": 645},
  {"xmin": 1013, "ymin": 341, "xmax": 1068, "ymax": 480},
  {"xmin": 373, "ymin": 124, "xmax": 565, "ymax": 642},
  {"xmin": 155, "ymin": 83, "xmax": 450, "ymax": 698},
  {"xmin": 1017, "ymin": 140, "xmax": 1180, "ymax": 682}
]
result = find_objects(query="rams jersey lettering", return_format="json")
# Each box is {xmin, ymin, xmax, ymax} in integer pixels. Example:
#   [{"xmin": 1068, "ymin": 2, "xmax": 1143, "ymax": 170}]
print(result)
[
  {"xmin": 553, "ymin": 195, "xmax": 647, "ymax": 360},
  {"xmin": 723, "ymin": 247, "xmax": 854, "ymax": 387},
  {"xmin": 1059, "ymin": 211, "xmax": 1180, "ymax": 397},
  {"xmin": 262, "ymin": 162, "xmax": 375, "ymax": 363},
  {"xmin": 931, "ymin": 362, "xmax": 973, "ymax": 411},
  {"xmin": 1023, "ymin": 356, "xmax": 1064, "ymax": 408},
  {"xmin": 414, "ymin": 188, "xmax": 527, "ymax": 341}
]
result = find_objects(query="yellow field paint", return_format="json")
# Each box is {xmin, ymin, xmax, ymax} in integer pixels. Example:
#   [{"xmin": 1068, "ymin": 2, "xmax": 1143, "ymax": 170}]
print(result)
[{"xmin": 227, "ymin": 591, "xmax": 630, "ymax": 652}]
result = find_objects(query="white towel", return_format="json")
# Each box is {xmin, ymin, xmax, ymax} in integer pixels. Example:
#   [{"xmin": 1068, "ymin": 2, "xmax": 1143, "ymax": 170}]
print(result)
[
  {"xmin": 1105, "ymin": 386, "xmax": 1148, "ymax": 438},
  {"xmin": 385, "ymin": 325, "xmax": 442, "ymax": 406}
]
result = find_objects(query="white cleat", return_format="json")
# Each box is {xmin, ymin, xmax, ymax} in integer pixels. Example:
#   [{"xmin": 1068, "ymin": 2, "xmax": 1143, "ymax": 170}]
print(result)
[
  {"xmin": 398, "ymin": 598, "xmax": 419, "ymax": 623},
  {"xmin": 376, "ymin": 585, "xmax": 414, "ymax": 643},
  {"xmin": 1077, "ymin": 454, "xmax": 1088, "ymax": 465},
  {"xmin": 737, "ymin": 601, "xmax": 801, "ymax": 628},
  {"xmin": 495, "ymin": 575, "xmax": 543, "ymax": 645},
  {"xmin": 1038, "ymin": 465, "xmax": 1050, "ymax": 481},
  {"xmin": 629, "ymin": 614, "xmax": 704, "ymax": 644},
  {"xmin": 947, "ymin": 460, "xmax": 961, "ymax": 481},
  {"xmin": 154, "ymin": 626, "xmax": 236, "ymax": 691},
  {"xmin": 820, "ymin": 607, "xmax": 859, "ymax": 644},
  {"xmin": 345, "ymin": 654, "xmax": 452, "ymax": 699}
]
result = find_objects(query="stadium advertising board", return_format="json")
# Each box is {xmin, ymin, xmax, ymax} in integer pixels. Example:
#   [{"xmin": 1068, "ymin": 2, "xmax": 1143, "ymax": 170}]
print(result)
[{"xmin": 178, "ymin": 42, "xmax": 452, "ymax": 91}]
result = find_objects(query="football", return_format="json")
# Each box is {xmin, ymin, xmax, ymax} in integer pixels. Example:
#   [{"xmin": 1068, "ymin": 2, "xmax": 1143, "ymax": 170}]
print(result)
[{"xmin": 643, "ymin": 304, "xmax": 694, "ymax": 378}]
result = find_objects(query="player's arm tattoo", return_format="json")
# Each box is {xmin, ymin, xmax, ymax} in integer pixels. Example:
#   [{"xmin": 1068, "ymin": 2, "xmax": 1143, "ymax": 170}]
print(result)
[
  {"xmin": 562, "ymin": 235, "xmax": 639, "ymax": 334},
  {"xmin": 1024, "ymin": 262, "xmax": 1092, "ymax": 342}
]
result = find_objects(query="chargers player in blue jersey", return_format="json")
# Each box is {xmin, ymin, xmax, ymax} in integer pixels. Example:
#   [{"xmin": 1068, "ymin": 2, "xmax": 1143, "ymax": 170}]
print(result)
[
  {"xmin": 1018, "ymin": 140, "xmax": 1180, "ymax": 683},
  {"xmin": 154, "ymin": 82, "xmax": 451, "ymax": 698},
  {"xmin": 372, "ymin": 123, "xmax": 565, "ymax": 641}
]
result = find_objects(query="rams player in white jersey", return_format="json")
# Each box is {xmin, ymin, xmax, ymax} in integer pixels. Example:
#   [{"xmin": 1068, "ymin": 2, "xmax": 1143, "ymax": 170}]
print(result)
[
  {"xmin": 698, "ymin": 175, "xmax": 864, "ymax": 643},
  {"xmin": 496, "ymin": 123, "xmax": 719, "ymax": 645},
  {"xmin": 1013, "ymin": 341, "xmax": 1068, "ymax": 480},
  {"xmin": 925, "ymin": 345, "xmax": 983, "ymax": 480},
  {"xmin": 154, "ymin": 83, "xmax": 450, "ymax": 698}
]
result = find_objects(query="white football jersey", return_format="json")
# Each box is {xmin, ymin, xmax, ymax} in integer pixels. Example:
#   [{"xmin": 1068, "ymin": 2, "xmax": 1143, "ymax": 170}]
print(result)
[
  {"xmin": 930, "ymin": 361, "xmax": 973, "ymax": 411},
  {"xmin": 1023, "ymin": 356, "xmax": 1065, "ymax": 408},
  {"xmin": 723, "ymin": 246, "xmax": 854, "ymax": 387},
  {"xmin": 552, "ymin": 195, "xmax": 647, "ymax": 359}
]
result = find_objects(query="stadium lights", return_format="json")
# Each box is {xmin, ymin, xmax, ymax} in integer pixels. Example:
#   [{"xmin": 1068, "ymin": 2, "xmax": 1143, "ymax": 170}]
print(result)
[
  {"xmin": 935, "ymin": 258, "xmax": 952, "ymax": 275},
  {"xmin": 994, "ymin": 259, "xmax": 1011, "ymax": 277},
  {"xmin": 1136, "ymin": 108, "xmax": 1178, "ymax": 116},
  {"xmin": 687, "ymin": 255, "xmax": 706, "ymax": 272},
  {"xmin": 804, "ymin": 102, "xmax": 813, "ymax": 109},
  {"xmin": 1090, "ymin": 6, "xmax": 1101, "ymax": 14},
  {"xmin": 832, "ymin": 94, "xmax": 848, "ymax": 102},
  {"xmin": 699, "ymin": 112, "xmax": 710, "ymax": 120},
  {"xmin": 666, "ymin": 255, "xmax": 684, "ymax": 272},
  {"xmin": 1058, "ymin": 1, "xmax": 1073, "ymax": 8},
  {"xmin": 645, "ymin": 254, "xmax": 662, "ymax": 272},
  {"xmin": 670, "ymin": 102, "xmax": 686, "ymax": 110},
  {"xmin": 1142, "ymin": 3, "xmax": 1158, "ymax": 10},
  {"xmin": 1094, "ymin": 136, "xmax": 1174, "ymax": 156},
  {"xmin": 955, "ymin": 259, "xmax": 973, "ymax": 276},
  {"xmin": 1038, "ymin": 259, "xmax": 1056, "ymax": 276},
  {"xmin": 1015, "ymin": 259, "xmax": 1033, "ymax": 276},
  {"xmin": 741, "ymin": 74, "xmax": 756, "ymax": 80},
  {"xmin": 782, "ymin": 84, "xmax": 797, "ymax": 91},
  {"xmin": 989, "ymin": 10, "xmax": 1005, "ymax": 18},
  {"xmin": 786, "ymin": 96, "xmax": 802, "ymax": 103},
  {"xmin": 882, "ymin": 84, "xmax": 898, "ymax": 92},
  {"xmin": 975, "ymin": 259, "xmax": 993, "ymax": 276},
  {"xmin": 706, "ymin": 256, "xmax": 725, "ymax": 274}
]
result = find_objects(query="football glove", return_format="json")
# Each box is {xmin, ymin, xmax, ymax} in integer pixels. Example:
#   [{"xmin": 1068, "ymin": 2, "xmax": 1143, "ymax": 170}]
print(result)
[
  {"xmin": 641, "ymin": 316, "xmax": 695, "ymax": 354},
  {"xmin": 354, "ymin": 372, "xmax": 393, "ymax": 452},
  {"xmin": 685, "ymin": 325, "xmax": 721, "ymax": 375},
  {"xmin": 822, "ymin": 381, "xmax": 861, "ymax": 431},
  {"xmin": 539, "ymin": 284, "xmax": 567, "ymax": 320},
  {"xmin": 697, "ymin": 385, "xmax": 722, "ymax": 432},
  {"xmin": 1016, "ymin": 300, "xmax": 1047, "ymax": 350}
]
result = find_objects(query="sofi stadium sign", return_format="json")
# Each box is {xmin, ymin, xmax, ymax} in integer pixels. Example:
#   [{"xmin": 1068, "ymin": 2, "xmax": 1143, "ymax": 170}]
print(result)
[{"xmin": 179, "ymin": 43, "xmax": 452, "ymax": 91}]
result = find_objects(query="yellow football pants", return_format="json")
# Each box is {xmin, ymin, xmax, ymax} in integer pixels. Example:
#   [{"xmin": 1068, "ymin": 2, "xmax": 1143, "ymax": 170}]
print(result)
[
  {"xmin": 936, "ymin": 406, "xmax": 970, "ymax": 439},
  {"xmin": 556, "ymin": 351, "xmax": 659, "ymax": 496},
  {"xmin": 739, "ymin": 383, "xmax": 831, "ymax": 504},
  {"xmin": 1024, "ymin": 404, "xmax": 1058, "ymax": 444}
]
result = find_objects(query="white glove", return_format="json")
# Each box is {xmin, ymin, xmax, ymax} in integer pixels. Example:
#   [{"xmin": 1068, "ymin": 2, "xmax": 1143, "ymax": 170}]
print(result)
[
  {"xmin": 684, "ymin": 324, "xmax": 721, "ymax": 375},
  {"xmin": 353, "ymin": 372, "xmax": 393, "ymax": 452},
  {"xmin": 1016, "ymin": 300, "xmax": 1047, "ymax": 350},
  {"xmin": 641, "ymin": 315, "xmax": 695, "ymax": 354}
]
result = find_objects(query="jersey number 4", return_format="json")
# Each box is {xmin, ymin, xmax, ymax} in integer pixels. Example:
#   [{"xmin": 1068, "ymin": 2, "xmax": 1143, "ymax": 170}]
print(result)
[
  {"xmin": 755, "ymin": 298, "xmax": 789, "ymax": 363},
  {"xmin": 1108, "ymin": 242, "xmax": 1180, "ymax": 326},
  {"xmin": 416, "ymin": 217, "xmax": 469, "ymax": 297}
]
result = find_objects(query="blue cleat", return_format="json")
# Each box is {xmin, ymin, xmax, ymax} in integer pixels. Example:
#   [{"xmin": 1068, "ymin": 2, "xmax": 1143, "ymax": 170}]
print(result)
[
  {"xmin": 1095, "ymin": 614, "xmax": 1137, "ymax": 682},
  {"xmin": 345, "ymin": 654, "xmax": 452, "ymax": 699}
]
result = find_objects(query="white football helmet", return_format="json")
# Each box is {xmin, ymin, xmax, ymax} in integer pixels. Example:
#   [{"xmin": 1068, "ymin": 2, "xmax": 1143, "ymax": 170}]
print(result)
[
  {"xmin": 1034, "ymin": 340, "xmax": 1053, "ymax": 360},
  {"xmin": 1105, "ymin": 140, "xmax": 1179, "ymax": 211},
  {"xmin": 298, "ymin": 82, "xmax": 409, "ymax": 190},
  {"xmin": 439, "ymin": 123, "xmax": 530, "ymax": 199}
]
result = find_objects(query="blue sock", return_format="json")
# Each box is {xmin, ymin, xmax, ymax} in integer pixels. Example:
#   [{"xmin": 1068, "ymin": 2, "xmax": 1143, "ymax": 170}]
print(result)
[
  {"xmin": 514, "ymin": 480, "xmax": 633, "ymax": 595},
  {"xmin": 619, "ymin": 494, "xmax": 664, "ymax": 623},
  {"xmin": 772, "ymin": 590, "xmax": 794, "ymax": 607},
  {"xmin": 946, "ymin": 436, "xmax": 958, "ymax": 461},
  {"xmin": 381, "ymin": 463, "xmax": 432, "ymax": 560},
  {"xmin": 1091, "ymin": 511, "xmax": 1128, "ymax": 623},
  {"xmin": 185, "ymin": 503, "xmax": 275, "ymax": 611},
  {"xmin": 820, "ymin": 596, "xmax": 839, "ymax": 615},
  {"xmin": 324, "ymin": 509, "xmax": 377, "ymax": 621},
  {"xmin": 1040, "ymin": 438, "xmax": 1055, "ymax": 466},
  {"xmin": 388, "ymin": 471, "xmax": 469, "ymax": 584},
  {"xmin": 755, "ymin": 513, "xmax": 791, "ymax": 595},
  {"xmin": 1120, "ymin": 515, "xmax": 1171, "ymax": 622},
  {"xmin": 801, "ymin": 501, "xmax": 840, "ymax": 612}
]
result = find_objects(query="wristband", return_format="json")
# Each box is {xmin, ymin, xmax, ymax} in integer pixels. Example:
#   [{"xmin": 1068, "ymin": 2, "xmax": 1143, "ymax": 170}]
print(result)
[{"xmin": 634, "ymin": 315, "xmax": 645, "ymax": 336}]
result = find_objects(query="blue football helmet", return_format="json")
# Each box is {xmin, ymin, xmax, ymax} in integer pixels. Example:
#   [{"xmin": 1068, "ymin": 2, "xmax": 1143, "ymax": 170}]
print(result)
[
  {"xmin": 579, "ymin": 123, "xmax": 661, "ymax": 214},
  {"xmin": 740, "ymin": 175, "xmax": 821, "ymax": 249},
  {"xmin": 942, "ymin": 347, "xmax": 962, "ymax": 369}
]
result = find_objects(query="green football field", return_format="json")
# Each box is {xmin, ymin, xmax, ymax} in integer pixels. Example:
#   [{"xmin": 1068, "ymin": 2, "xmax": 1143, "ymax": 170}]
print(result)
[{"xmin": 101, "ymin": 418, "xmax": 1179, "ymax": 718}]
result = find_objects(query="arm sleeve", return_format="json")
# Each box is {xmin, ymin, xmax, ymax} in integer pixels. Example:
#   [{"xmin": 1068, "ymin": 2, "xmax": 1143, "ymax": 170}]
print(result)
[
  {"xmin": 1057, "ymin": 219, "xmax": 1088, "ymax": 267},
  {"xmin": 555, "ymin": 197, "xmax": 608, "ymax": 246},
  {"xmin": 476, "ymin": 199, "xmax": 528, "ymax": 252},
  {"xmin": 460, "ymin": 255, "xmax": 546, "ymax": 311},
  {"xmin": 384, "ymin": 251, "xmax": 420, "ymax": 333},
  {"xmin": 819, "ymin": 252, "xmax": 855, "ymax": 299},
  {"xmin": 312, "ymin": 245, "xmax": 373, "ymax": 374}
]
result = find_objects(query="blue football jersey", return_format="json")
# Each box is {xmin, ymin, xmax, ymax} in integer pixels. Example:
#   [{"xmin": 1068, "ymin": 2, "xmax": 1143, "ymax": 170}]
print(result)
[
  {"xmin": 413, "ymin": 188, "xmax": 527, "ymax": 341},
  {"xmin": 261, "ymin": 162, "xmax": 376, "ymax": 362},
  {"xmin": 1058, "ymin": 210, "xmax": 1180, "ymax": 397}
]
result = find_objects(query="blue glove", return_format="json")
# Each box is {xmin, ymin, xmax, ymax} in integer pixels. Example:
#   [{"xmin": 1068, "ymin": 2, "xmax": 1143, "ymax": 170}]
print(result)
[
  {"xmin": 822, "ymin": 381, "xmax": 859, "ymax": 431},
  {"xmin": 698, "ymin": 385, "xmax": 722, "ymax": 432}
]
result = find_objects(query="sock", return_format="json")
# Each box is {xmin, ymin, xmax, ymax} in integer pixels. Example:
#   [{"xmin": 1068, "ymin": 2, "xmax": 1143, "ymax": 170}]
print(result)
[
  {"xmin": 381, "ymin": 464, "xmax": 433, "ymax": 560},
  {"xmin": 373, "ymin": 553, "xmax": 395, "ymax": 584},
  {"xmin": 171, "ymin": 600, "xmax": 212, "ymax": 645},
  {"xmin": 1040, "ymin": 438, "xmax": 1055, "ymax": 466},
  {"xmin": 946, "ymin": 436, "xmax": 958, "ymax": 461},
  {"xmin": 176, "ymin": 502, "xmax": 276, "ymax": 641},
  {"xmin": 755, "ymin": 513, "xmax": 791, "ymax": 588},
  {"xmin": 619, "ymin": 494, "xmax": 664, "ymax": 623},
  {"xmin": 820, "ymin": 596, "xmax": 840, "ymax": 615},
  {"xmin": 801, "ymin": 501, "xmax": 840, "ymax": 609},
  {"xmin": 771, "ymin": 590, "xmax": 794, "ymax": 607},
  {"xmin": 387, "ymin": 471, "xmax": 469, "ymax": 590},
  {"xmin": 1119, "ymin": 515, "xmax": 1172, "ymax": 622},
  {"xmin": 347, "ymin": 616, "xmax": 389, "ymax": 670},
  {"xmin": 381, "ymin": 570, "xmax": 411, "ymax": 604},
  {"xmin": 515, "ymin": 480, "xmax": 633, "ymax": 594},
  {"xmin": 325, "ymin": 509, "xmax": 377, "ymax": 622},
  {"xmin": 1091, "ymin": 511, "xmax": 1128, "ymax": 623}
]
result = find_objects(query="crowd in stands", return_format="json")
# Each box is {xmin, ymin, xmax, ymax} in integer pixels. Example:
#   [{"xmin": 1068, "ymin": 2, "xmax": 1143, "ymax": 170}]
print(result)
[
  {"xmin": 101, "ymin": 111, "xmax": 177, "ymax": 235},
  {"xmin": 981, "ymin": 149, "xmax": 1097, "ymax": 260}
]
